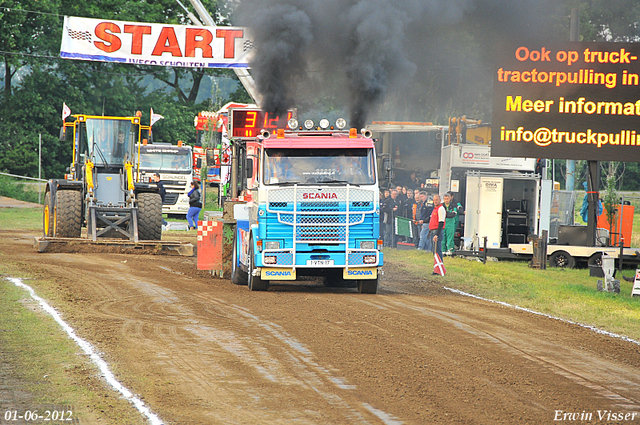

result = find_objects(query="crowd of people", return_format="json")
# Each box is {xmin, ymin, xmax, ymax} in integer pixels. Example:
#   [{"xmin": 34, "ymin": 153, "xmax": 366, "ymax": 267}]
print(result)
[{"xmin": 380, "ymin": 186, "xmax": 464, "ymax": 261}]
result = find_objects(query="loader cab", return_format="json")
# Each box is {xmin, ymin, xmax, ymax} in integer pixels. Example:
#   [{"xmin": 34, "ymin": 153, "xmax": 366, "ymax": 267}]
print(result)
[
  {"xmin": 85, "ymin": 118, "xmax": 136, "ymax": 169},
  {"xmin": 63, "ymin": 115, "xmax": 142, "ymax": 207}
]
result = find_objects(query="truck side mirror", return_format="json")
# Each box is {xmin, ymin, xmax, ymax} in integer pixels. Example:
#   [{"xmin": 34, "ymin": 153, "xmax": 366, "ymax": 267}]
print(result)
[
  {"xmin": 196, "ymin": 158, "xmax": 202, "ymax": 169},
  {"xmin": 59, "ymin": 126, "xmax": 66, "ymax": 141},
  {"xmin": 382, "ymin": 157, "xmax": 392, "ymax": 179},
  {"xmin": 245, "ymin": 158, "xmax": 253, "ymax": 179}
]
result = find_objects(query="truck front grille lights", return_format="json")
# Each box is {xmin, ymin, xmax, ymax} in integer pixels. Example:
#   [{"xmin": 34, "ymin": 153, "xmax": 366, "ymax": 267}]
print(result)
[
  {"xmin": 363, "ymin": 255, "xmax": 377, "ymax": 264},
  {"xmin": 264, "ymin": 241, "xmax": 280, "ymax": 250},
  {"xmin": 264, "ymin": 255, "xmax": 277, "ymax": 265}
]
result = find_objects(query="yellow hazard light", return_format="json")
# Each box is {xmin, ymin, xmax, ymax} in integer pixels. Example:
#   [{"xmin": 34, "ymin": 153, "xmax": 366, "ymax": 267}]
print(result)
[
  {"xmin": 349, "ymin": 128, "xmax": 357, "ymax": 138},
  {"xmin": 178, "ymin": 140, "xmax": 183, "ymax": 147},
  {"xmin": 277, "ymin": 129, "xmax": 285, "ymax": 138},
  {"xmin": 142, "ymin": 139, "xmax": 148, "ymax": 145}
]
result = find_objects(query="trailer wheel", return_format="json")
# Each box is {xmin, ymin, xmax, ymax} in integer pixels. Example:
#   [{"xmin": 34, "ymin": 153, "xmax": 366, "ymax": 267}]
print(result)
[
  {"xmin": 248, "ymin": 236, "xmax": 268, "ymax": 291},
  {"xmin": 43, "ymin": 191, "xmax": 54, "ymax": 237},
  {"xmin": 138, "ymin": 192, "xmax": 162, "ymax": 240},
  {"xmin": 357, "ymin": 278, "xmax": 378, "ymax": 294},
  {"xmin": 231, "ymin": 228, "xmax": 247, "ymax": 285},
  {"xmin": 55, "ymin": 190, "xmax": 82, "ymax": 238},
  {"xmin": 548, "ymin": 250, "xmax": 576, "ymax": 269}
]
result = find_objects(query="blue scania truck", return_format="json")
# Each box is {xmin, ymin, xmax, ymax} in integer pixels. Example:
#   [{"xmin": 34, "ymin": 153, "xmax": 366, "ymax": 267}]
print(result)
[{"xmin": 229, "ymin": 111, "xmax": 383, "ymax": 293}]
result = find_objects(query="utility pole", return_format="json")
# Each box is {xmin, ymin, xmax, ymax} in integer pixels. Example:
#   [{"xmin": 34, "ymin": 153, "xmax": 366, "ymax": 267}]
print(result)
[
  {"xmin": 184, "ymin": 0, "xmax": 261, "ymax": 105},
  {"xmin": 565, "ymin": 9, "xmax": 579, "ymax": 192},
  {"xmin": 568, "ymin": 8, "xmax": 599, "ymax": 247},
  {"xmin": 38, "ymin": 133, "xmax": 42, "ymax": 204}
]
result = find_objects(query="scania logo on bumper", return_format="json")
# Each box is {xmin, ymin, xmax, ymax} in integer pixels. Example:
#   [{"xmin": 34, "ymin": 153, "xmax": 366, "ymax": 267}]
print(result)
[
  {"xmin": 266, "ymin": 270, "xmax": 292, "ymax": 276},
  {"xmin": 302, "ymin": 192, "xmax": 338, "ymax": 199},
  {"xmin": 343, "ymin": 267, "xmax": 378, "ymax": 279},
  {"xmin": 261, "ymin": 268, "xmax": 296, "ymax": 280},
  {"xmin": 348, "ymin": 269, "xmax": 372, "ymax": 276}
]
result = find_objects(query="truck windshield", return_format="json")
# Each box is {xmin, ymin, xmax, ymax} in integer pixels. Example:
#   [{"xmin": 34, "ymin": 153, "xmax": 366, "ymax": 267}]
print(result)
[
  {"xmin": 86, "ymin": 119, "xmax": 133, "ymax": 165},
  {"xmin": 139, "ymin": 148, "xmax": 192, "ymax": 172},
  {"xmin": 264, "ymin": 148, "xmax": 375, "ymax": 185}
]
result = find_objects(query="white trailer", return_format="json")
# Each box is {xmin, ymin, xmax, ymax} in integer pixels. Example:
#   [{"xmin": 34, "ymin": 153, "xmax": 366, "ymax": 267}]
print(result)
[{"xmin": 440, "ymin": 144, "xmax": 640, "ymax": 268}]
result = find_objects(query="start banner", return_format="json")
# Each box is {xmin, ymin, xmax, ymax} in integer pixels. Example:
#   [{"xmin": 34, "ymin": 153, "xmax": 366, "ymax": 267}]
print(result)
[{"xmin": 60, "ymin": 16, "xmax": 253, "ymax": 68}]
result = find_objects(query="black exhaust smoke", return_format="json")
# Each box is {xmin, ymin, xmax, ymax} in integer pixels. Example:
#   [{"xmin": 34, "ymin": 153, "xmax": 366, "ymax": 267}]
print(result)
[{"xmin": 236, "ymin": 0, "xmax": 555, "ymax": 127}]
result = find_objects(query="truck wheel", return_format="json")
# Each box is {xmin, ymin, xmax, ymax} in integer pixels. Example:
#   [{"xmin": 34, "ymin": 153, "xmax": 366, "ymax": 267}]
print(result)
[
  {"xmin": 55, "ymin": 190, "xmax": 82, "ymax": 238},
  {"xmin": 138, "ymin": 192, "xmax": 162, "ymax": 240},
  {"xmin": 43, "ymin": 191, "xmax": 54, "ymax": 237},
  {"xmin": 231, "ymin": 228, "xmax": 247, "ymax": 285},
  {"xmin": 248, "ymin": 237, "xmax": 268, "ymax": 291},
  {"xmin": 548, "ymin": 250, "xmax": 575, "ymax": 269},
  {"xmin": 357, "ymin": 278, "xmax": 378, "ymax": 294}
]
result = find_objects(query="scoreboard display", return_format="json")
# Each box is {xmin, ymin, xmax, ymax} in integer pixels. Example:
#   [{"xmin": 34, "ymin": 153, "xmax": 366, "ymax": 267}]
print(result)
[{"xmin": 230, "ymin": 108, "xmax": 296, "ymax": 138}]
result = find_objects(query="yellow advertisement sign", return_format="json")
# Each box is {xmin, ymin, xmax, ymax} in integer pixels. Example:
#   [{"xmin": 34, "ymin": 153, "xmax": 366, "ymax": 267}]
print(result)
[
  {"xmin": 343, "ymin": 267, "xmax": 377, "ymax": 280},
  {"xmin": 261, "ymin": 268, "xmax": 296, "ymax": 280}
]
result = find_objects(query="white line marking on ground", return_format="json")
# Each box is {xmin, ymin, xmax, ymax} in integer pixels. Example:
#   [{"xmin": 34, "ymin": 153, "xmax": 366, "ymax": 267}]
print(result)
[
  {"xmin": 7, "ymin": 277, "xmax": 163, "ymax": 425},
  {"xmin": 444, "ymin": 286, "xmax": 640, "ymax": 346}
]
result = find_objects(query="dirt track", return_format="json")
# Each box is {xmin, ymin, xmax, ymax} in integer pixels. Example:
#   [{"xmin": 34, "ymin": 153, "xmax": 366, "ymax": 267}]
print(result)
[{"xmin": 2, "ymin": 227, "xmax": 640, "ymax": 424}]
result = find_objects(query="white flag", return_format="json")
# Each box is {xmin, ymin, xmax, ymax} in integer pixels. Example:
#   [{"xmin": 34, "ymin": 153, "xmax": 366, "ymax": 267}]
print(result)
[
  {"xmin": 62, "ymin": 103, "xmax": 71, "ymax": 121},
  {"xmin": 150, "ymin": 108, "xmax": 164, "ymax": 127}
]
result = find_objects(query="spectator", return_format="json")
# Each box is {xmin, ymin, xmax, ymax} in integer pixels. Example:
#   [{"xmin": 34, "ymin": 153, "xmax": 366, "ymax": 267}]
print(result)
[
  {"xmin": 417, "ymin": 191, "xmax": 433, "ymax": 251},
  {"xmin": 187, "ymin": 181, "xmax": 202, "ymax": 231},
  {"xmin": 383, "ymin": 189, "xmax": 400, "ymax": 247},
  {"xmin": 429, "ymin": 194, "xmax": 446, "ymax": 264},
  {"xmin": 153, "ymin": 173, "xmax": 168, "ymax": 228}
]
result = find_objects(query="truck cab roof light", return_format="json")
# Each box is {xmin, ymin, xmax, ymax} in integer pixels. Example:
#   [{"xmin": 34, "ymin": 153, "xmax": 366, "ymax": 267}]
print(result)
[
  {"xmin": 349, "ymin": 128, "xmax": 357, "ymax": 138},
  {"xmin": 336, "ymin": 118, "xmax": 347, "ymax": 129},
  {"xmin": 277, "ymin": 128, "xmax": 285, "ymax": 138},
  {"xmin": 288, "ymin": 118, "xmax": 299, "ymax": 130},
  {"xmin": 304, "ymin": 119, "xmax": 314, "ymax": 130},
  {"xmin": 319, "ymin": 119, "xmax": 330, "ymax": 129}
]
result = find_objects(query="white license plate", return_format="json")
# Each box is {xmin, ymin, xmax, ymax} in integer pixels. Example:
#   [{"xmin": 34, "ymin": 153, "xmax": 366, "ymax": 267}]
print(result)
[{"xmin": 307, "ymin": 260, "xmax": 334, "ymax": 266}]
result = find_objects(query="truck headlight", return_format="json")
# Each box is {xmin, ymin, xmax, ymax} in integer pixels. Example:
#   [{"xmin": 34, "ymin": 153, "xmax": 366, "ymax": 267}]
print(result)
[
  {"xmin": 264, "ymin": 241, "xmax": 280, "ymax": 250},
  {"xmin": 360, "ymin": 241, "xmax": 375, "ymax": 250}
]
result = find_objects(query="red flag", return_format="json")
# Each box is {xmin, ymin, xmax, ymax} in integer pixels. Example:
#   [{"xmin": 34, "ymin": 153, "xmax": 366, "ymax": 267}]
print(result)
[
  {"xmin": 433, "ymin": 253, "xmax": 446, "ymax": 276},
  {"xmin": 150, "ymin": 108, "xmax": 164, "ymax": 127},
  {"xmin": 62, "ymin": 102, "xmax": 71, "ymax": 121}
]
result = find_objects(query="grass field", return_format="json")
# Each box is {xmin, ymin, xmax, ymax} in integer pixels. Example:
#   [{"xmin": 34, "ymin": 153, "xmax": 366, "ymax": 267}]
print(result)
[{"xmin": 384, "ymin": 248, "xmax": 640, "ymax": 341}]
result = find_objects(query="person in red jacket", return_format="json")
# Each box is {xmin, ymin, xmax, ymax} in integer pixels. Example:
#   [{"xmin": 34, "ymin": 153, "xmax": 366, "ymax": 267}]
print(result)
[{"xmin": 429, "ymin": 194, "xmax": 446, "ymax": 265}]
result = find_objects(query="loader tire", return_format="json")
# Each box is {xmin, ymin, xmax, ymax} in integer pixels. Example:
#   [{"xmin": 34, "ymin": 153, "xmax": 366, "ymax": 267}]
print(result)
[
  {"xmin": 43, "ymin": 191, "xmax": 54, "ymax": 237},
  {"xmin": 138, "ymin": 192, "xmax": 162, "ymax": 241},
  {"xmin": 55, "ymin": 190, "xmax": 82, "ymax": 238}
]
